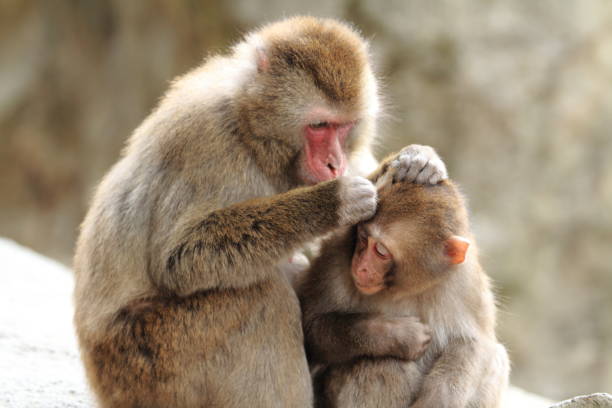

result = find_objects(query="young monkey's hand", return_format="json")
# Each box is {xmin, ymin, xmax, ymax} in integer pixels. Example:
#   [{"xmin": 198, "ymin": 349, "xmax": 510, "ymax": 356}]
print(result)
[
  {"xmin": 368, "ymin": 315, "xmax": 432, "ymax": 361},
  {"xmin": 376, "ymin": 144, "xmax": 448, "ymax": 188}
]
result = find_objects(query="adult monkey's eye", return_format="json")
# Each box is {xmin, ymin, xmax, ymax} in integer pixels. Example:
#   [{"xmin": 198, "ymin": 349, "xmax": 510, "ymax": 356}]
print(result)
[{"xmin": 309, "ymin": 121, "xmax": 329, "ymax": 129}]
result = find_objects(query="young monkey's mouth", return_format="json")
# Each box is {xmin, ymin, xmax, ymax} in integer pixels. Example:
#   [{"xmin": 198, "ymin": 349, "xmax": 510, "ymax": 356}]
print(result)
[{"xmin": 353, "ymin": 280, "xmax": 385, "ymax": 295}]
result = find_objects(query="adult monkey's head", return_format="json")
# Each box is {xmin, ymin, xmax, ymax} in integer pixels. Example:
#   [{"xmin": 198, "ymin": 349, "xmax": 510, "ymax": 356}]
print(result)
[{"xmin": 235, "ymin": 17, "xmax": 380, "ymax": 187}]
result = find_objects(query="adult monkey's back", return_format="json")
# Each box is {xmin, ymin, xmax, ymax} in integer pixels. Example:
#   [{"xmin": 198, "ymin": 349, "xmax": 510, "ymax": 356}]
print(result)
[{"xmin": 74, "ymin": 17, "xmax": 446, "ymax": 408}]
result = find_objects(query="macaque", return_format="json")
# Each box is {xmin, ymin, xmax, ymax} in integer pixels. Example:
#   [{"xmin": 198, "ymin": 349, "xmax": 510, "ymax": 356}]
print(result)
[
  {"xmin": 73, "ymin": 16, "xmax": 448, "ymax": 408},
  {"xmin": 299, "ymin": 174, "xmax": 509, "ymax": 408}
]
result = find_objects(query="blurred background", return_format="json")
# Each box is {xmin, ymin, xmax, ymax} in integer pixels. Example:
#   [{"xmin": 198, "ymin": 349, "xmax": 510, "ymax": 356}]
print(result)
[{"xmin": 1, "ymin": 0, "xmax": 610, "ymax": 401}]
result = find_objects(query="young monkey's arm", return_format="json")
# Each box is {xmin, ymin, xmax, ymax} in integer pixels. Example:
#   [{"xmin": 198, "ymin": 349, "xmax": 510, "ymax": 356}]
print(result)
[{"xmin": 304, "ymin": 312, "xmax": 431, "ymax": 366}]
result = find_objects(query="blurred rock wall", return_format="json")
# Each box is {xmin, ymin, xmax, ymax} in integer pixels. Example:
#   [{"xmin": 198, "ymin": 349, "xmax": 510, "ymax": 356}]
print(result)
[{"xmin": 1, "ymin": 0, "xmax": 610, "ymax": 400}]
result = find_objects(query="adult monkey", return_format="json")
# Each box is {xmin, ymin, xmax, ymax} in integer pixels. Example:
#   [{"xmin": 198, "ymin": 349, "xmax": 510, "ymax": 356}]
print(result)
[{"xmin": 74, "ymin": 17, "xmax": 447, "ymax": 408}]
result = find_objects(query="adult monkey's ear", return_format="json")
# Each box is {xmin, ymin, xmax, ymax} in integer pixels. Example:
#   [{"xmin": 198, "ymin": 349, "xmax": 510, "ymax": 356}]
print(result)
[
  {"xmin": 445, "ymin": 236, "xmax": 470, "ymax": 265},
  {"xmin": 256, "ymin": 46, "xmax": 270, "ymax": 73}
]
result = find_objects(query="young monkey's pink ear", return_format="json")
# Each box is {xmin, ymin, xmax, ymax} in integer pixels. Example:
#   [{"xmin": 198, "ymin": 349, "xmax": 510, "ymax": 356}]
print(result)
[
  {"xmin": 445, "ymin": 236, "xmax": 470, "ymax": 265},
  {"xmin": 256, "ymin": 46, "xmax": 270, "ymax": 73}
]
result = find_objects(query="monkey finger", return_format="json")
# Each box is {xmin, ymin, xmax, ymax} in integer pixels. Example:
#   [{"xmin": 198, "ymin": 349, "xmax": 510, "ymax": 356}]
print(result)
[
  {"xmin": 426, "ymin": 159, "xmax": 448, "ymax": 184},
  {"xmin": 394, "ymin": 168, "xmax": 405, "ymax": 183},
  {"xmin": 394, "ymin": 154, "xmax": 413, "ymax": 182},
  {"xmin": 403, "ymin": 153, "xmax": 428, "ymax": 182},
  {"xmin": 415, "ymin": 163, "xmax": 437, "ymax": 184},
  {"xmin": 432, "ymin": 158, "xmax": 448, "ymax": 178},
  {"xmin": 387, "ymin": 159, "xmax": 400, "ymax": 183},
  {"xmin": 428, "ymin": 173, "xmax": 441, "ymax": 185}
]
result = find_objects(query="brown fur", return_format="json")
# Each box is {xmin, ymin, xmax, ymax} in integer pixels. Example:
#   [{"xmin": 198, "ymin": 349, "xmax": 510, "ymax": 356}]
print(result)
[
  {"xmin": 235, "ymin": 17, "xmax": 372, "ymax": 187},
  {"xmin": 299, "ymin": 178, "xmax": 509, "ymax": 408},
  {"xmin": 74, "ymin": 17, "xmax": 379, "ymax": 408},
  {"xmin": 266, "ymin": 25, "xmax": 366, "ymax": 103}
]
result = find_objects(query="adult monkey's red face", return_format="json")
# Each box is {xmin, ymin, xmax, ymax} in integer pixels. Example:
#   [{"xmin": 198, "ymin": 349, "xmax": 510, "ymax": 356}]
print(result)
[
  {"xmin": 300, "ymin": 108, "xmax": 356, "ymax": 184},
  {"xmin": 242, "ymin": 17, "xmax": 377, "ymax": 186}
]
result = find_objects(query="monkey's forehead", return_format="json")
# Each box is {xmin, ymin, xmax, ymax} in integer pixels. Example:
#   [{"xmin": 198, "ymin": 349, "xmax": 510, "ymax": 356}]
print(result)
[
  {"xmin": 374, "ymin": 182, "xmax": 468, "ymax": 234},
  {"xmin": 255, "ymin": 17, "xmax": 370, "ymax": 103},
  {"xmin": 255, "ymin": 16, "xmax": 368, "ymax": 54}
]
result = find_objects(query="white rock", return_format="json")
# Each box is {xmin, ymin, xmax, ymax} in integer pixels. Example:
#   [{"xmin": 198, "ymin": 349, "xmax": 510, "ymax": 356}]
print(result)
[
  {"xmin": 550, "ymin": 393, "xmax": 612, "ymax": 408},
  {"xmin": 0, "ymin": 238, "xmax": 93, "ymax": 408},
  {"xmin": 504, "ymin": 386, "xmax": 553, "ymax": 408}
]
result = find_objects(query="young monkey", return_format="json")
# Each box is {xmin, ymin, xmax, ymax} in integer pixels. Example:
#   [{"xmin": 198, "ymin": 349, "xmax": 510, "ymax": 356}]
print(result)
[{"xmin": 299, "ymin": 169, "xmax": 509, "ymax": 408}]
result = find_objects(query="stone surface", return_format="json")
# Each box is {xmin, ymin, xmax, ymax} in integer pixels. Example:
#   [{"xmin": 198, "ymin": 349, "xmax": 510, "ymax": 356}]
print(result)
[
  {"xmin": 504, "ymin": 386, "xmax": 553, "ymax": 408},
  {"xmin": 551, "ymin": 394, "xmax": 612, "ymax": 408},
  {"xmin": 0, "ymin": 238, "xmax": 94, "ymax": 408}
]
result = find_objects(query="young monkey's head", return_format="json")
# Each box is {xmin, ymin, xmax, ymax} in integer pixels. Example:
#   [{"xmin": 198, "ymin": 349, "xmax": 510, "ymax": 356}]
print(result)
[{"xmin": 350, "ymin": 180, "xmax": 471, "ymax": 297}]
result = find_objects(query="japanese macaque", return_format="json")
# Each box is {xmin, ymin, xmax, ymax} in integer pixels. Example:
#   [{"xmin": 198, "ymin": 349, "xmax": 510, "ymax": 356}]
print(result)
[
  {"xmin": 299, "ymin": 174, "xmax": 509, "ymax": 408},
  {"xmin": 73, "ymin": 16, "xmax": 447, "ymax": 408}
]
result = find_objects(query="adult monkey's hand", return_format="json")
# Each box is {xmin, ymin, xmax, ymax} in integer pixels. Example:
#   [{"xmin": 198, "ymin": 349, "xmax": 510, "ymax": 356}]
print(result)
[{"xmin": 371, "ymin": 144, "xmax": 448, "ymax": 188}]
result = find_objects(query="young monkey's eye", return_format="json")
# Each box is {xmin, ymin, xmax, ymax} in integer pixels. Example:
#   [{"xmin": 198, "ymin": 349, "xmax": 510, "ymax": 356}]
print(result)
[{"xmin": 374, "ymin": 242, "xmax": 390, "ymax": 258}]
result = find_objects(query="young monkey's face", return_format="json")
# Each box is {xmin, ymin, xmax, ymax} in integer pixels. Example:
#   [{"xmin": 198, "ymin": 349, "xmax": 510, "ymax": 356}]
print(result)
[
  {"xmin": 350, "ymin": 220, "xmax": 470, "ymax": 296},
  {"xmin": 350, "ymin": 181, "xmax": 472, "ymax": 296},
  {"xmin": 351, "ymin": 223, "xmax": 394, "ymax": 295}
]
